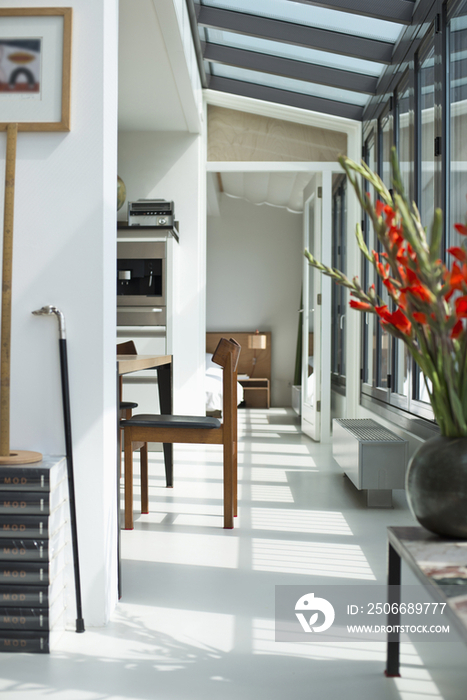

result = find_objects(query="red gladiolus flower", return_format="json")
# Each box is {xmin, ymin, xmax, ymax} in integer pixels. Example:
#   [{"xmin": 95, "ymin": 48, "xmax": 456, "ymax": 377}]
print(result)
[
  {"xmin": 455, "ymin": 295, "xmax": 467, "ymax": 318},
  {"xmin": 376, "ymin": 306, "xmax": 412, "ymax": 335},
  {"xmin": 375, "ymin": 305, "xmax": 391, "ymax": 321},
  {"xmin": 375, "ymin": 200, "xmax": 384, "ymax": 217},
  {"xmin": 412, "ymin": 312, "xmax": 427, "ymax": 324},
  {"xmin": 388, "ymin": 227, "xmax": 403, "ymax": 250},
  {"xmin": 397, "ymin": 291, "xmax": 408, "ymax": 310},
  {"xmin": 387, "ymin": 309, "xmax": 412, "ymax": 335},
  {"xmin": 349, "ymin": 300, "xmax": 372, "ymax": 311},
  {"xmin": 448, "ymin": 262, "xmax": 466, "ymax": 292},
  {"xmin": 452, "ymin": 319, "xmax": 464, "ymax": 339},
  {"xmin": 377, "ymin": 261, "xmax": 390, "ymax": 279},
  {"xmin": 383, "ymin": 278, "xmax": 396, "ymax": 295},
  {"xmin": 447, "ymin": 246, "xmax": 467, "ymax": 263},
  {"xmin": 384, "ymin": 205, "xmax": 396, "ymax": 227},
  {"xmin": 404, "ymin": 284, "xmax": 433, "ymax": 303},
  {"xmin": 454, "ymin": 223, "xmax": 467, "ymax": 236}
]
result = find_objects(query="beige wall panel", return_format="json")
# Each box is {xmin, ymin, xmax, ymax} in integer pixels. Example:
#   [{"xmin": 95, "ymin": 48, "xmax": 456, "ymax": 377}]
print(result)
[{"xmin": 207, "ymin": 105, "xmax": 347, "ymax": 162}]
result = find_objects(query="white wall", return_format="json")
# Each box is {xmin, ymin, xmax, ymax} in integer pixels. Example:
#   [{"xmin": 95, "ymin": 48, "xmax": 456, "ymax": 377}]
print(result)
[
  {"xmin": 0, "ymin": 0, "xmax": 119, "ymax": 624},
  {"xmin": 118, "ymin": 131, "xmax": 206, "ymax": 415},
  {"xmin": 206, "ymin": 195, "xmax": 302, "ymax": 406}
]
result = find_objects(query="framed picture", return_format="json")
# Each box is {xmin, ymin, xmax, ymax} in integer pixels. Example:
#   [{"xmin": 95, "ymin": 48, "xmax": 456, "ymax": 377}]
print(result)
[{"xmin": 0, "ymin": 8, "xmax": 72, "ymax": 131}]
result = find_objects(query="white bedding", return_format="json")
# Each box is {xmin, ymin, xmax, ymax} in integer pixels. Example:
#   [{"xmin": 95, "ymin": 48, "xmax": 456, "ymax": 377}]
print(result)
[{"xmin": 205, "ymin": 354, "xmax": 244, "ymax": 412}]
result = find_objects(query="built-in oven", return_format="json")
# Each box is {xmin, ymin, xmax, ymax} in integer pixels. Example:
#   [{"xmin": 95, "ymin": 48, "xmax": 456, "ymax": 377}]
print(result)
[
  {"xmin": 117, "ymin": 239, "xmax": 167, "ymax": 416},
  {"xmin": 117, "ymin": 240, "xmax": 166, "ymax": 327}
]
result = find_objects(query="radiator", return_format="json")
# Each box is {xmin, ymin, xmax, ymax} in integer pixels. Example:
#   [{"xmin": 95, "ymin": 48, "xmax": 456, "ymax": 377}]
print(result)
[{"xmin": 332, "ymin": 418, "xmax": 408, "ymax": 507}]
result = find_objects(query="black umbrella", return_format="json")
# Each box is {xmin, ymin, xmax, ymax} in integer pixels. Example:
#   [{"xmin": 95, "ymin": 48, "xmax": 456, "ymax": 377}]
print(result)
[{"xmin": 32, "ymin": 305, "xmax": 85, "ymax": 633}]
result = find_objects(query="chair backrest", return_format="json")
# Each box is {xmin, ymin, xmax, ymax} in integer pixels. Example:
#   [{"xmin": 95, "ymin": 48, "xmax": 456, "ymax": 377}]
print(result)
[
  {"xmin": 212, "ymin": 337, "xmax": 241, "ymax": 371},
  {"xmin": 212, "ymin": 338, "xmax": 241, "ymax": 431},
  {"xmin": 117, "ymin": 340, "xmax": 137, "ymax": 355}
]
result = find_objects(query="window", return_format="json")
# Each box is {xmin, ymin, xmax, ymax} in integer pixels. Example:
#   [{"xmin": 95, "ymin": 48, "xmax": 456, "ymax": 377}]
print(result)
[
  {"xmin": 362, "ymin": 130, "xmax": 377, "ymax": 389},
  {"xmin": 448, "ymin": 2, "xmax": 467, "ymax": 251},
  {"xmin": 331, "ymin": 176, "xmax": 346, "ymax": 387},
  {"xmin": 360, "ymin": 1, "xmax": 467, "ymax": 430}
]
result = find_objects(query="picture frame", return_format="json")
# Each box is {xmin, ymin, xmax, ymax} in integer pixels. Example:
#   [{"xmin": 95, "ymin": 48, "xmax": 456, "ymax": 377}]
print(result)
[{"xmin": 0, "ymin": 8, "xmax": 72, "ymax": 132}]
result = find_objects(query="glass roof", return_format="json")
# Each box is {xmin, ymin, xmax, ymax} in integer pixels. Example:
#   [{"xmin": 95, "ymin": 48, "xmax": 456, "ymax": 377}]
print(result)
[
  {"xmin": 206, "ymin": 28, "xmax": 386, "ymax": 77},
  {"xmin": 192, "ymin": 0, "xmax": 414, "ymax": 121},
  {"xmin": 201, "ymin": 0, "xmax": 405, "ymax": 43},
  {"xmin": 211, "ymin": 64, "xmax": 370, "ymax": 107}
]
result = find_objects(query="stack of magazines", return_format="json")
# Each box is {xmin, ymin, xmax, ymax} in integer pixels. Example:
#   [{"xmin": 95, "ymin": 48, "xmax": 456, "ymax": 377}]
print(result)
[{"xmin": 0, "ymin": 456, "xmax": 70, "ymax": 653}]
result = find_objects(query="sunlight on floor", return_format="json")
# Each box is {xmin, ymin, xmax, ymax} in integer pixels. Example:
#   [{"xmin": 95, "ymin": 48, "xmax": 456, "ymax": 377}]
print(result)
[
  {"xmin": 251, "ymin": 507, "xmax": 353, "ymax": 535},
  {"xmin": 250, "ymin": 485, "xmax": 295, "ymax": 502},
  {"xmin": 251, "ymin": 539, "xmax": 376, "ymax": 579}
]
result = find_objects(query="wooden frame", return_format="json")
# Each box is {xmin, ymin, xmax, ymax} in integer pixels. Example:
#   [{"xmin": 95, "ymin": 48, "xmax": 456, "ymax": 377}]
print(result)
[{"xmin": 0, "ymin": 8, "xmax": 72, "ymax": 131}]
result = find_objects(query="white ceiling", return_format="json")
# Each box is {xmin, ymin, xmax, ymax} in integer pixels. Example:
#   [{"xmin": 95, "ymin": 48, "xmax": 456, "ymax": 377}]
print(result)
[
  {"xmin": 208, "ymin": 171, "xmax": 314, "ymax": 215},
  {"xmin": 118, "ymin": 0, "xmax": 188, "ymax": 131}
]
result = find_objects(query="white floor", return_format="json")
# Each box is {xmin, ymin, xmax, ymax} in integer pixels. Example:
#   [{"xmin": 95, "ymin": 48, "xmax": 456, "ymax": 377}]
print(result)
[{"xmin": 1, "ymin": 408, "xmax": 466, "ymax": 699}]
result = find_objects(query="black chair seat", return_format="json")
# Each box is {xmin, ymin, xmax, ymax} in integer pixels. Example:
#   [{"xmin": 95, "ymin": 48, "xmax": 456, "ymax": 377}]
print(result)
[
  {"xmin": 120, "ymin": 401, "xmax": 138, "ymax": 410},
  {"xmin": 121, "ymin": 413, "xmax": 221, "ymax": 430}
]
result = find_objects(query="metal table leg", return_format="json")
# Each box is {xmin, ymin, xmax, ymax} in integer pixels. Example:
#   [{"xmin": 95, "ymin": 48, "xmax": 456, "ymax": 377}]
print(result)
[
  {"xmin": 385, "ymin": 541, "xmax": 401, "ymax": 677},
  {"xmin": 157, "ymin": 362, "xmax": 173, "ymax": 487}
]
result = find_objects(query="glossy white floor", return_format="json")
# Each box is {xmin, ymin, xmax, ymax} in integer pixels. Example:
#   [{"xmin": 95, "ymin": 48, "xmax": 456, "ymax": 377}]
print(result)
[{"xmin": 1, "ymin": 408, "xmax": 466, "ymax": 699}]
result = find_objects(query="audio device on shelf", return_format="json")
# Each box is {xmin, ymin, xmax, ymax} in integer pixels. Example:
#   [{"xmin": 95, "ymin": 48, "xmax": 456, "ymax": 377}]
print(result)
[{"xmin": 127, "ymin": 199, "xmax": 175, "ymax": 228}]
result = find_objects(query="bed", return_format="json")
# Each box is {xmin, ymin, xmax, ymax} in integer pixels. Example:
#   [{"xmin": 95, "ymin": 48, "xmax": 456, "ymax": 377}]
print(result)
[
  {"xmin": 206, "ymin": 331, "xmax": 272, "ymax": 413},
  {"xmin": 205, "ymin": 352, "xmax": 244, "ymax": 413}
]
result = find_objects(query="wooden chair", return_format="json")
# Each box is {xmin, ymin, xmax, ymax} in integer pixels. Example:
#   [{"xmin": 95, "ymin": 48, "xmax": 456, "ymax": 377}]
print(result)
[{"xmin": 120, "ymin": 337, "xmax": 240, "ymax": 530}]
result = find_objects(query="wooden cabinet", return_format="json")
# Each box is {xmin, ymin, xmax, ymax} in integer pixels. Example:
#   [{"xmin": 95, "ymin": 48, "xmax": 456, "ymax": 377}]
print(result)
[{"xmin": 239, "ymin": 378, "xmax": 270, "ymax": 409}]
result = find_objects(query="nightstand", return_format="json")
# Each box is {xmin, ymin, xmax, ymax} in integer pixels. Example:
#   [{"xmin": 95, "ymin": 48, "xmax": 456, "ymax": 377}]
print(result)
[{"xmin": 239, "ymin": 378, "xmax": 270, "ymax": 408}]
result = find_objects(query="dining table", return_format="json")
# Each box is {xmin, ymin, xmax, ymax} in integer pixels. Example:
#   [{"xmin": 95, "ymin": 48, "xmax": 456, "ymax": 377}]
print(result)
[{"xmin": 116, "ymin": 352, "xmax": 173, "ymax": 595}]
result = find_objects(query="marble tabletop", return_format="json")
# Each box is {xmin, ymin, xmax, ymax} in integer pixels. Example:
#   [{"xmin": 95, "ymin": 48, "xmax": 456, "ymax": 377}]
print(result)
[{"xmin": 388, "ymin": 526, "xmax": 467, "ymax": 641}]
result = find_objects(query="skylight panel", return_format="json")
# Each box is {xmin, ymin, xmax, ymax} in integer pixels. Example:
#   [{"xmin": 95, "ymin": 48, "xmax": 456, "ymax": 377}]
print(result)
[
  {"xmin": 206, "ymin": 28, "xmax": 386, "ymax": 76},
  {"xmin": 201, "ymin": 0, "xmax": 405, "ymax": 43},
  {"xmin": 211, "ymin": 63, "xmax": 369, "ymax": 106}
]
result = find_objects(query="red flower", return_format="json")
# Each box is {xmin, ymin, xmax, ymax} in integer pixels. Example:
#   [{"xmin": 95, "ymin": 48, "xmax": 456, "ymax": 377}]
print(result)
[
  {"xmin": 444, "ymin": 262, "xmax": 467, "ymax": 300},
  {"xmin": 454, "ymin": 223, "xmax": 467, "ymax": 236},
  {"xmin": 349, "ymin": 300, "xmax": 372, "ymax": 311},
  {"xmin": 447, "ymin": 246, "xmax": 467, "ymax": 263},
  {"xmin": 383, "ymin": 278, "xmax": 396, "ymax": 295},
  {"xmin": 376, "ymin": 306, "xmax": 412, "ymax": 335},
  {"xmin": 452, "ymin": 319, "xmax": 464, "ymax": 339},
  {"xmin": 455, "ymin": 295, "xmax": 467, "ymax": 318},
  {"xmin": 375, "ymin": 200, "xmax": 384, "ymax": 217},
  {"xmin": 403, "ymin": 284, "xmax": 433, "ymax": 303},
  {"xmin": 412, "ymin": 312, "xmax": 427, "ymax": 324}
]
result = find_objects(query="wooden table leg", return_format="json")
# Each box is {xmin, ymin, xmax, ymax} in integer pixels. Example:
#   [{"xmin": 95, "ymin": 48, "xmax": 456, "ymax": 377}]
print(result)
[{"xmin": 124, "ymin": 435, "xmax": 134, "ymax": 530}]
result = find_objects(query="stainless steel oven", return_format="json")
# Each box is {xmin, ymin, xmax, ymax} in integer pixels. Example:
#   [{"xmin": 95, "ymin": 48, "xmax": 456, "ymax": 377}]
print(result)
[
  {"xmin": 117, "ymin": 240, "xmax": 166, "ymax": 326},
  {"xmin": 117, "ymin": 239, "xmax": 167, "ymax": 416}
]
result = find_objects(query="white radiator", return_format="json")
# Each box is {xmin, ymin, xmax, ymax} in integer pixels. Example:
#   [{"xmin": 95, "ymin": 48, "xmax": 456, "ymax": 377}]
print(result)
[{"xmin": 332, "ymin": 418, "xmax": 408, "ymax": 507}]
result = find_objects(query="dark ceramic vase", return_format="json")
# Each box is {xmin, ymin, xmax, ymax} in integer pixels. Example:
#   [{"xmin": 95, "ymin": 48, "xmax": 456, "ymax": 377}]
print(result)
[{"xmin": 406, "ymin": 435, "xmax": 467, "ymax": 538}]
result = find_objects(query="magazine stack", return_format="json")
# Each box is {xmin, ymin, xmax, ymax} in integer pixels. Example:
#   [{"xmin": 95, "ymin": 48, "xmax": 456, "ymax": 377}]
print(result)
[{"xmin": 0, "ymin": 456, "xmax": 70, "ymax": 653}]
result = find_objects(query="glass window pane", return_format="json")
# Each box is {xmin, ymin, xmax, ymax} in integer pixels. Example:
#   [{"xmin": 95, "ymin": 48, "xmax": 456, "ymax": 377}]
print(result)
[
  {"xmin": 376, "ymin": 110, "xmax": 393, "ymax": 390},
  {"xmin": 363, "ymin": 134, "xmax": 376, "ymax": 386},
  {"xmin": 397, "ymin": 79, "xmax": 414, "ymax": 201},
  {"xmin": 393, "ymin": 78, "xmax": 413, "ymax": 400},
  {"xmin": 419, "ymin": 39, "xmax": 436, "ymax": 230},
  {"xmin": 449, "ymin": 8, "xmax": 467, "ymax": 250},
  {"xmin": 332, "ymin": 177, "xmax": 346, "ymax": 380}
]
